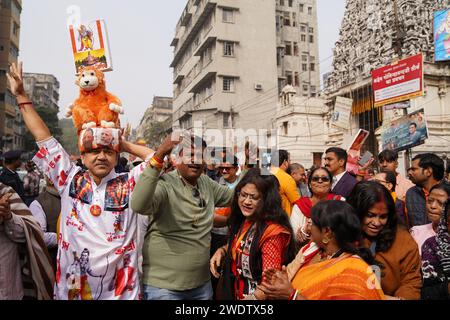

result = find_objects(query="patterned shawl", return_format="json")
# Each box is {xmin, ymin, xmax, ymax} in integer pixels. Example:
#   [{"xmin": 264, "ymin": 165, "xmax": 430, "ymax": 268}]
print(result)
[
  {"xmin": 436, "ymin": 201, "xmax": 450, "ymax": 276},
  {"xmin": 421, "ymin": 200, "xmax": 450, "ymax": 283},
  {"xmin": 0, "ymin": 183, "xmax": 55, "ymax": 300}
]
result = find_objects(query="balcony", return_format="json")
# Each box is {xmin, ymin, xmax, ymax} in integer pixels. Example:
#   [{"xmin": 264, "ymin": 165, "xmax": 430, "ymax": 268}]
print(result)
[
  {"xmin": 3, "ymin": 103, "xmax": 16, "ymax": 117},
  {"xmin": 170, "ymin": 0, "xmax": 217, "ymax": 68},
  {"xmin": 194, "ymin": 36, "xmax": 216, "ymax": 56},
  {"xmin": 189, "ymin": 71, "xmax": 216, "ymax": 94},
  {"xmin": 173, "ymin": 74, "xmax": 185, "ymax": 85},
  {"xmin": 170, "ymin": 37, "xmax": 179, "ymax": 47},
  {"xmin": 180, "ymin": 12, "xmax": 193, "ymax": 27}
]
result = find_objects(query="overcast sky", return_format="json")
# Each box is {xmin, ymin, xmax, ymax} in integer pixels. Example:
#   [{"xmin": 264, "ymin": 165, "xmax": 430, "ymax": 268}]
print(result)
[{"xmin": 19, "ymin": 0, "xmax": 346, "ymax": 128}]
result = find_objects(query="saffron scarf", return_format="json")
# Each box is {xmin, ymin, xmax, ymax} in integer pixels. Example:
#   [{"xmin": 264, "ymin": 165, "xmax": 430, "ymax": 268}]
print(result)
[{"xmin": 291, "ymin": 253, "xmax": 385, "ymax": 300}]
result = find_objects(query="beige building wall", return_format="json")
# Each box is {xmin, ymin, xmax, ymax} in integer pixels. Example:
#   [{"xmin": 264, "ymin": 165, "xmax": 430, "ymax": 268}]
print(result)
[
  {"xmin": 276, "ymin": 87, "xmax": 329, "ymax": 168},
  {"xmin": 23, "ymin": 73, "xmax": 60, "ymax": 112},
  {"xmin": 0, "ymin": 0, "xmax": 23, "ymax": 152},
  {"xmin": 171, "ymin": 0, "xmax": 320, "ymax": 146}
]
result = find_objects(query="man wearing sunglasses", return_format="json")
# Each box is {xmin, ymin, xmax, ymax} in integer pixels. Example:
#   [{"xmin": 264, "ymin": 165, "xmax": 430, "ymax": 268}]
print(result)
[
  {"xmin": 211, "ymin": 154, "xmax": 240, "ymax": 298},
  {"xmin": 132, "ymin": 135, "xmax": 234, "ymax": 300}
]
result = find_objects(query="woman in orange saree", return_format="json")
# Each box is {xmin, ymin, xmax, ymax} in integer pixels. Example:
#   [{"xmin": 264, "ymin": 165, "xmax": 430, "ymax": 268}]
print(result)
[{"xmin": 259, "ymin": 200, "xmax": 385, "ymax": 300}]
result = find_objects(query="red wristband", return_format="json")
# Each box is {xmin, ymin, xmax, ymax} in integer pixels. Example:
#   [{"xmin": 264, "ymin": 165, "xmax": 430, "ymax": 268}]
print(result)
[{"xmin": 18, "ymin": 101, "xmax": 33, "ymax": 109}]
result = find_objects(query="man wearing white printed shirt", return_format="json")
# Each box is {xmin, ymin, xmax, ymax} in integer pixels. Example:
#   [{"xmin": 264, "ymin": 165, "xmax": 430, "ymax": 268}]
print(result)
[{"xmin": 7, "ymin": 62, "xmax": 154, "ymax": 300}]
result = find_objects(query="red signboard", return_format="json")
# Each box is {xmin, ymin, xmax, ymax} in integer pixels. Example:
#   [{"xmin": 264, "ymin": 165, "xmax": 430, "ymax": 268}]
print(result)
[{"xmin": 372, "ymin": 53, "xmax": 423, "ymax": 107}]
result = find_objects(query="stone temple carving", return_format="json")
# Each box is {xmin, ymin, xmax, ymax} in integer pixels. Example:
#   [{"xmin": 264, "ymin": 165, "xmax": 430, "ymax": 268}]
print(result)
[{"xmin": 326, "ymin": 0, "xmax": 450, "ymax": 91}]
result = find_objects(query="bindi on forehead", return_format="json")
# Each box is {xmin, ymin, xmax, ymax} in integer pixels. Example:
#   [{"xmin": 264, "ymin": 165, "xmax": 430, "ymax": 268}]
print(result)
[{"xmin": 371, "ymin": 201, "xmax": 388, "ymax": 213}]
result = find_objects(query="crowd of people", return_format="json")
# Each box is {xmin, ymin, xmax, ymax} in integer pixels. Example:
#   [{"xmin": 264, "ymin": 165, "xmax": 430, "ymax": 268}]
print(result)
[{"xmin": 1, "ymin": 62, "xmax": 450, "ymax": 300}]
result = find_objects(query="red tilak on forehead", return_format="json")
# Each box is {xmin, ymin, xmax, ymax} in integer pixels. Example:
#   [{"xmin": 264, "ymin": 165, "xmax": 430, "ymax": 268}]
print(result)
[{"xmin": 372, "ymin": 200, "xmax": 388, "ymax": 211}]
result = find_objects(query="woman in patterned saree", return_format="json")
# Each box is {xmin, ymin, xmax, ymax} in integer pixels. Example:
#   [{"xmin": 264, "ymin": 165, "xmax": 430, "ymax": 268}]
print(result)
[
  {"xmin": 421, "ymin": 199, "xmax": 450, "ymax": 299},
  {"xmin": 210, "ymin": 168, "xmax": 296, "ymax": 300},
  {"xmin": 259, "ymin": 200, "xmax": 385, "ymax": 300}
]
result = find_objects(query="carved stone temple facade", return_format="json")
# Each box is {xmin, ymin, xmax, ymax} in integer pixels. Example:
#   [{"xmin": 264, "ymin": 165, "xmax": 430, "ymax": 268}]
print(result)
[
  {"xmin": 323, "ymin": 0, "xmax": 450, "ymax": 174},
  {"xmin": 276, "ymin": 0, "xmax": 450, "ymax": 170}
]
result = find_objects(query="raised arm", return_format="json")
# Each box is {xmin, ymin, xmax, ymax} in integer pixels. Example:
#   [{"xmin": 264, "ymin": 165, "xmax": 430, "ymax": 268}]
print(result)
[
  {"xmin": 121, "ymin": 140, "xmax": 154, "ymax": 162},
  {"xmin": 131, "ymin": 135, "xmax": 180, "ymax": 214},
  {"xmin": 6, "ymin": 62, "xmax": 51, "ymax": 142}
]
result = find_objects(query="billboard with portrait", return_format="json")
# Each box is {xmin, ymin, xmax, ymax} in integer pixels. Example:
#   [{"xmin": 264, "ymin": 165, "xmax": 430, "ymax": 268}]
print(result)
[
  {"xmin": 434, "ymin": 10, "xmax": 450, "ymax": 62},
  {"xmin": 381, "ymin": 109, "xmax": 428, "ymax": 152}
]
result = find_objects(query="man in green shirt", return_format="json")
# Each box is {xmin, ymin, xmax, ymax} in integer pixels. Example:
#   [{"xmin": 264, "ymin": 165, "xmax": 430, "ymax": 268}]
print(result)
[{"xmin": 131, "ymin": 135, "xmax": 234, "ymax": 300}]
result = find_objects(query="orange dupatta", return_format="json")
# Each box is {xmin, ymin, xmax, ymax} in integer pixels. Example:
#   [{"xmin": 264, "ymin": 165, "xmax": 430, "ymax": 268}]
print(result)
[
  {"xmin": 291, "ymin": 254, "xmax": 385, "ymax": 300},
  {"xmin": 231, "ymin": 220, "xmax": 291, "ymax": 261}
]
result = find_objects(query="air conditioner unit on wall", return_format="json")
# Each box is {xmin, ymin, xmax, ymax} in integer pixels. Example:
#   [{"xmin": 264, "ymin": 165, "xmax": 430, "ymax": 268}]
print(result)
[{"xmin": 254, "ymin": 84, "xmax": 263, "ymax": 91}]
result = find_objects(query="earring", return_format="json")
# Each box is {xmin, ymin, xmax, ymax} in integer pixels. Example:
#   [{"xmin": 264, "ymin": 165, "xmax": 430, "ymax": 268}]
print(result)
[{"xmin": 322, "ymin": 236, "xmax": 330, "ymax": 245}]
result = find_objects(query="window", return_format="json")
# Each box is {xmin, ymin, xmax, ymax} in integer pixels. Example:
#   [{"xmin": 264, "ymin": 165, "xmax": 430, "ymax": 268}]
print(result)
[
  {"xmin": 303, "ymin": 84, "xmax": 309, "ymax": 92},
  {"xmin": 282, "ymin": 122, "xmax": 288, "ymax": 135},
  {"xmin": 299, "ymin": 3, "xmax": 304, "ymax": 12},
  {"xmin": 285, "ymin": 42, "xmax": 292, "ymax": 55},
  {"xmin": 311, "ymin": 86, "xmax": 317, "ymax": 93},
  {"xmin": 223, "ymin": 77, "xmax": 235, "ymax": 92},
  {"xmin": 7, "ymin": 118, "xmax": 14, "ymax": 129},
  {"xmin": 12, "ymin": 22, "xmax": 19, "ymax": 37},
  {"xmin": 301, "ymin": 34, "xmax": 306, "ymax": 42},
  {"xmin": 222, "ymin": 8, "xmax": 234, "ymax": 23},
  {"xmin": 310, "ymin": 63, "xmax": 315, "ymax": 71},
  {"xmin": 308, "ymin": 7, "xmax": 312, "ymax": 15},
  {"xmin": 9, "ymin": 44, "xmax": 18, "ymax": 58},
  {"xmin": 310, "ymin": 56, "xmax": 315, "ymax": 61},
  {"xmin": 223, "ymin": 113, "xmax": 232, "ymax": 128},
  {"xmin": 294, "ymin": 72, "xmax": 300, "ymax": 87},
  {"xmin": 223, "ymin": 42, "xmax": 234, "ymax": 57},
  {"xmin": 302, "ymin": 54, "xmax": 308, "ymax": 62},
  {"xmin": 180, "ymin": 114, "xmax": 193, "ymax": 130},
  {"xmin": 280, "ymin": 0, "xmax": 285, "ymax": 6},
  {"xmin": 293, "ymin": 42, "xmax": 299, "ymax": 56},
  {"xmin": 283, "ymin": 12, "xmax": 291, "ymax": 26},
  {"xmin": 277, "ymin": 48, "xmax": 284, "ymax": 66},
  {"xmin": 300, "ymin": 25, "xmax": 306, "ymax": 32},
  {"xmin": 302, "ymin": 64, "xmax": 308, "ymax": 71},
  {"xmin": 308, "ymin": 27, "xmax": 314, "ymax": 33},
  {"xmin": 5, "ymin": 90, "xmax": 15, "ymax": 106},
  {"xmin": 285, "ymin": 71, "xmax": 293, "ymax": 85},
  {"xmin": 292, "ymin": 12, "xmax": 297, "ymax": 27},
  {"xmin": 11, "ymin": 0, "xmax": 21, "ymax": 17},
  {"xmin": 309, "ymin": 35, "xmax": 314, "ymax": 43},
  {"xmin": 288, "ymin": 0, "xmax": 293, "ymax": 7},
  {"xmin": 276, "ymin": 15, "xmax": 282, "ymax": 32}
]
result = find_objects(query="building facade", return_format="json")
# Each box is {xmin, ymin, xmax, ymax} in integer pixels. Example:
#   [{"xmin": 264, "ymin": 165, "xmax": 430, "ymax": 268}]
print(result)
[
  {"xmin": 0, "ymin": 0, "xmax": 23, "ymax": 152},
  {"xmin": 135, "ymin": 96, "xmax": 173, "ymax": 146},
  {"xmin": 23, "ymin": 73, "xmax": 60, "ymax": 111},
  {"xmin": 276, "ymin": 85, "xmax": 328, "ymax": 167},
  {"xmin": 324, "ymin": 0, "xmax": 450, "ymax": 174},
  {"xmin": 170, "ymin": 0, "xmax": 320, "ymax": 146}
]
